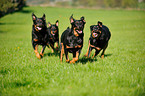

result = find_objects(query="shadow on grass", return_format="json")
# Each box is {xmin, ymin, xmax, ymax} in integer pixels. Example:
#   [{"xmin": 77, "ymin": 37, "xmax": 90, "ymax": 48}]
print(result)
[
  {"xmin": 0, "ymin": 30, "xmax": 6, "ymax": 33},
  {"xmin": 100, "ymin": 53, "xmax": 112, "ymax": 58},
  {"xmin": 77, "ymin": 57, "xmax": 98, "ymax": 64},
  {"xmin": 16, "ymin": 6, "xmax": 34, "ymax": 14},
  {"xmin": 76, "ymin": 53, "xmax": 112, "ymax": 64},
  {"xmin": 44, "ymin": 51, "xmax": 60, "ymax": 57},
  {"xmin": 0, "ymin": 22, "xmax": 23, "ymax": 25}
]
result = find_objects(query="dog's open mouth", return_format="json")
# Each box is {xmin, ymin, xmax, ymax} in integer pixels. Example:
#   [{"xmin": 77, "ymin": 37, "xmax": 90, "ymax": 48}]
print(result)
[
  {"xmin": 93, "ymin": 33, "xmax": 98, "ymax": 37},
  {"xmin": 37, "ymin": 27, "xmax": 42, "ymax": 30},
  {"xmin": 76, "ymin": 30, "xmax": 82, "ymax": 34}
]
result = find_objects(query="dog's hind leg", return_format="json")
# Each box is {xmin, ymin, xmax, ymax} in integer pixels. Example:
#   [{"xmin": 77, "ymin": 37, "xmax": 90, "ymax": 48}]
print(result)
[
  {"xmin": 88, "ymin": 47, "xmax": 93, "ymax": 58},
  {"xmin": 101, "ymin": 43, "xmax": 108, "ymax": 59}
]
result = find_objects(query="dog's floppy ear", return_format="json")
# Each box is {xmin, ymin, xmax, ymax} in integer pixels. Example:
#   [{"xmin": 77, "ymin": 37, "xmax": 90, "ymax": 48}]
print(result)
[
  {"xmin": 32, "ymin": 13, "xmax": 37, "ymax": 20},
  {"xmin": 98, "ymin": 21, "xmax": 102, "ymax": 27},
  {"xmin": 90, "ymin": 25, "xmax": 94, "ymax": 32},
  {"xmin": 70, "ymin": 14, "xmax": 75, "ymax": 24},
  {"xmin": 55, "ymin": 20, "xmax": 59, "ymax": 26},
  {"xmin": 48, "ymin": 22, "xmax": 51, "ymax": 27},
  {"xmin": 42, "ymin": 14, "xmax": 46, "ymax": 20},
  {"xmin": 80, "ymin": 16, "xmax": 86, "ymax": 24}
]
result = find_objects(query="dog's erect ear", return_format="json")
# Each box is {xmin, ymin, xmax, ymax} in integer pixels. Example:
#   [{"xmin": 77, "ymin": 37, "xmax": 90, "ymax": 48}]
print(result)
[
  {"xmin": 32, "ymin": 13, "xmax": 37, "ymax": 20},
  {"xmin": 42, "ymin": 14, "xmax": 46, "ymax": 20},
  {"xmin": 70, "ymin": 14, "xmax": 75, "ymax": 24},
  {"xmin": 98, "ymin": 21, "xmax": 102, "ymax": 27},
  {"xmin": 90, "ymin": 25, "xmax": 94, "ymax": 32},
  {"xmin": 80, "ymin": 16, "xmax": 86, "ymax": 24},
  {"xmin": 55, "ymin": 20, "xmax": 59, "ymax": 26},
  {"xmin": 48, "ymin": 22, "xmax": 51, "ymax": 27}
]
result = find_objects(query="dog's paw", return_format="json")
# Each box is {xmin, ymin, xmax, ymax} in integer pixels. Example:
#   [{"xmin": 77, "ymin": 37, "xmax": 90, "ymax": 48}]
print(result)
[
  {"xmin": 70, "ymin": 60, "xmax": 75, "ymax": 64},
  {"xmin": 40, "ymin": 53, "xmax": 44, "ymax": 57},
  {"xmin": 66, "ymin": 60, "xmax": 70, "ymax": 63},
  {"xmin": 36, "ymin": 53, "xmax": 41, "ymax": 59},
  {"xmin": 101, "ymin": 55, "xmax": 104, "ymax": 59}
]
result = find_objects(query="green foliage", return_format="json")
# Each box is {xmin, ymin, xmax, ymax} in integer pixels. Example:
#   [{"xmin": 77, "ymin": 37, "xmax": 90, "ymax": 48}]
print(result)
[
  {"xmin": 0, "ymin": 0, "xmax": 26, "ymax": 17},
  {"xmin": 0, "ymin": 6, "xmax": 145, "ymax": 95},
  {"xmin": 0, "ymin": 0, "xmax": 15, "ymax": 13},
  {"xmin": 55, "ymin": 0, "xmax": 139, "ymax": 8},
  {"xmin": 103, "ymin": 0, "xmax": 138, "ymax": 8},
  {"xmin": 138, "ymin": 2, "xmax": 145, "ymax": 9},
  {"xmin": 121, "ymin": 0, "xmax": 138, "ymax": 8}
]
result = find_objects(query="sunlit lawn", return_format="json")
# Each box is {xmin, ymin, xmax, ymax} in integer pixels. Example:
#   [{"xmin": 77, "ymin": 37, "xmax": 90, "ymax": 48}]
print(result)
[{"xmin": 0, "ymin": 6, "xmax": 145, "ymax": 95}]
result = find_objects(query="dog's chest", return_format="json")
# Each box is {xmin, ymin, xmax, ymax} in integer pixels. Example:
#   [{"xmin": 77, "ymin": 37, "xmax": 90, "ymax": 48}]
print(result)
[
  {"xmin": 67, "ymin": 35, "xmax": 82, "ymax": 47},
  {"xmin": 90, "ymin": 38, "xmax": 99, "ymax": 46}
]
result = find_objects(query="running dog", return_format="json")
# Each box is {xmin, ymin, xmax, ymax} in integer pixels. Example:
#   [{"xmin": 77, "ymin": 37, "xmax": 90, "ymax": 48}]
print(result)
[
  {"xmin": 60, "ymin": 15, "xmax": 86, "ymax": 63},
  {"xmin": 84, "ymin": 21, "xmax": 111, "ymax": 59}
]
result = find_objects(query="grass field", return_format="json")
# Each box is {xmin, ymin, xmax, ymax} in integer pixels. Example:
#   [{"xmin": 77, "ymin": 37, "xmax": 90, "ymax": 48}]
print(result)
[{"xmin": 0, "ymin": 6, "xmax": 145, "ymax": 96}]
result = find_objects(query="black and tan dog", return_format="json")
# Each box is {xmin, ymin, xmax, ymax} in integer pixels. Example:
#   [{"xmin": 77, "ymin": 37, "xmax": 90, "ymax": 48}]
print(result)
[
  {"xmin": 32, "ymin": 13, "xmax": 48, "ymax": 59},
  {"xmin": 47, "ymin": 20, "xmax": 59, "ymax": 52},
  {"xmin": 60, "ymin": 15, "xmax": 86, "ymax": 63},
  {"xmin": 84, "ymin": 21, "xmax": 111, "ymax": 59}
]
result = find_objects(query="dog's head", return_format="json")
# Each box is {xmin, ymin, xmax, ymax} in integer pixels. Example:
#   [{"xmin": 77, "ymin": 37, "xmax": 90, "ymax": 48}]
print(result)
[
  {"xmin": 70, "ymin": 14, "xmax": 86, "ymax": 36},
  {"xmin": 90, "ymin": 21, "xmax": 102, "ymax": 39},
  {"xmin": 32, "ymin": 13, "xmax": 46, "ymax": 31},
  {"xmin": 48, "ymin": 20, "xmax": 59, "ymax": 36}
]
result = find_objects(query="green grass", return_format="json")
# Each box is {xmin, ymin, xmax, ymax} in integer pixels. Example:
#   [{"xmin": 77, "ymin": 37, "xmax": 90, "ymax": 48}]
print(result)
[{"xmin": 0, "ymin": 6, "xmax": 145, "ymax": 96}]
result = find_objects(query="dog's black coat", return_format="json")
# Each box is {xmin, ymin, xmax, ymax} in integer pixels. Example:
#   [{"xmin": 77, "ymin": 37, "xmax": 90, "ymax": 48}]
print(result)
[
  {"xmin": 85, "ymin": 21, "xmax": 111, "ymax": 58},
  {"xmin": 60, "ymin": 15, "xmax": 86, "ymax": 63},
  {"xmin": 61, "ymin": 27, "xmax": 83, "ymax": 53},
  {"xmin": 32, "ymin": 13, "xmax": 48, "ymax": 59},
  {"xmin": 47, "ymin": 20, "xmax": 59, "ymax": 51}
]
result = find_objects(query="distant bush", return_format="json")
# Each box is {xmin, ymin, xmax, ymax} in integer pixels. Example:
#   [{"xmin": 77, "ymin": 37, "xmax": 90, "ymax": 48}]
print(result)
[
  {"xmin": 0, "ymin": 0, "xmax": 26, "ymax": 17},
  {"xmin": 54, "ymin": 0, "xmax": 141, "ymax": 9}
]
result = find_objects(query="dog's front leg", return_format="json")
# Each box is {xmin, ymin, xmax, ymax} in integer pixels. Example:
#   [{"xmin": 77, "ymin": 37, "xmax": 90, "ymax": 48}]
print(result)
[
  {"xmin": 60, "ymin": 43, "xmax": 64, "ymax": 62},
  {"xmin": 84, "ymin": 45, "xmax": 90, "ymax": 57},
  {"xmin": 34, "ymin": 44, "xmax": 41, "ymax": 59},
  {"xmin": 40, "ymin": 45, "xmax": 46, "ymax": 57},
  {"xmin": 50, "ymin": 43, "xmax": 55, "ymax": 53},
  {"xmin": 55, "ymin": 41, "xmax": 59, "ymax": 51},
  {"xmin": 70, "ymin": 51, "xmax": 79, "ymax": 63},
  {"xmin": 64, "ymin": 49, "xmax": 70, "ymax": 63},
  {"xmin": 92, "ymin": 47, "xmax": 101, "ymax": 58},
  {"xmin": 84, "ymin": 41, "xmax": 92, "ymax": 58}
]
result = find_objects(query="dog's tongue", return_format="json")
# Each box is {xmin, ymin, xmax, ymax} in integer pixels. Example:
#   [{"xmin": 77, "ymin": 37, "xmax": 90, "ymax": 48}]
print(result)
[
  {"xmin": 93, "ymin": 33, "xmax": 98, "ymax": 37},
  {"xmin": 37, "ymin": 27, "xmax": 42, "ymax": 30},
  {"xmin": 77, "ymin": 30, "xmax": 82, "ymax": 34}
]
